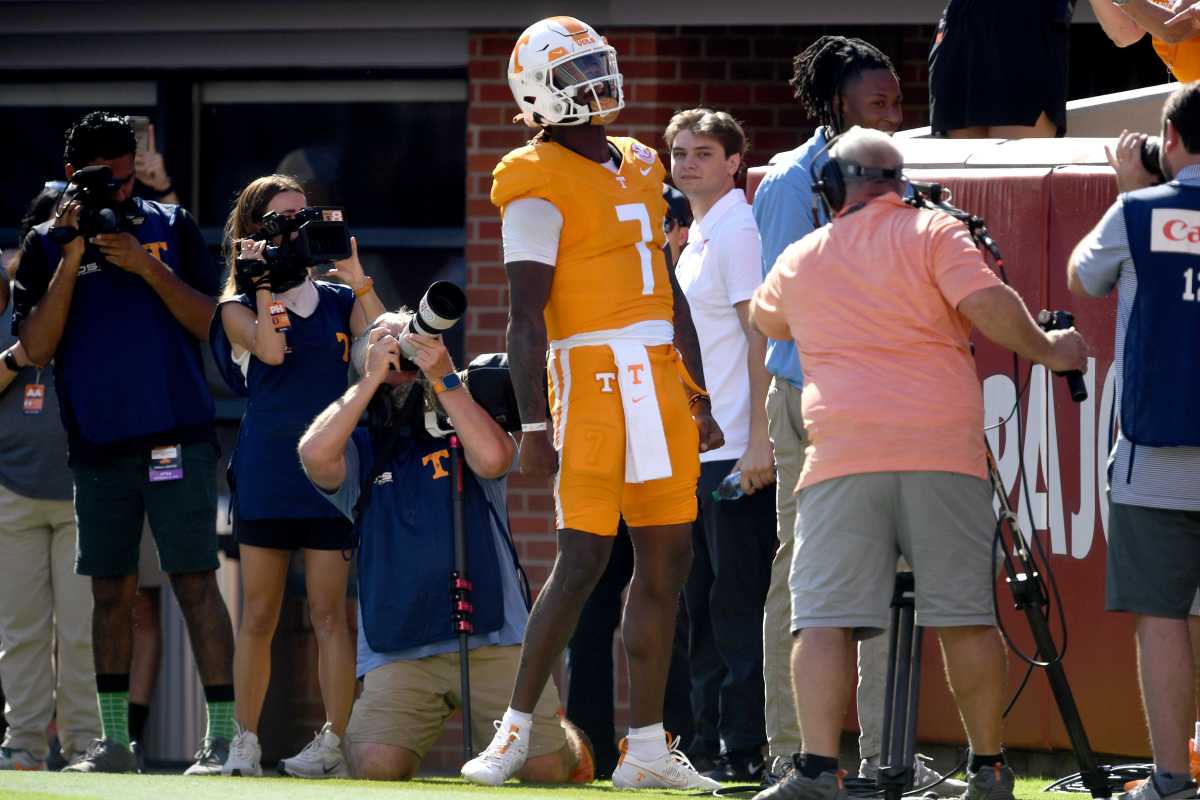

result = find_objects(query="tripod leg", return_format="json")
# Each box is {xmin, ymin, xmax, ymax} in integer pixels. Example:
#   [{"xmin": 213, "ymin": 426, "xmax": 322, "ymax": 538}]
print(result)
[{"xmin": 879, "ymin": 574, "xmax": 919, "ymax": 800}]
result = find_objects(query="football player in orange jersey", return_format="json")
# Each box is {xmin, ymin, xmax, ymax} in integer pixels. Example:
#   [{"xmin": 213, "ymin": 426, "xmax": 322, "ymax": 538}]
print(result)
[{"xmin": 460, "ymin": 16, "xmax": 723, "ymax": 791}]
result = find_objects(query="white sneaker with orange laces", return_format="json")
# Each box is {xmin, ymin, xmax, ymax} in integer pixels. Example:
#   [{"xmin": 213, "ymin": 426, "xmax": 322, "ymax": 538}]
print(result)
[
  {"xmin": 460, "ymin": 720, "xmax": 528, "ymax": 786},
  {"xmin": 612, "ymin": 735, "xmax": 721, "ymax": 790}
]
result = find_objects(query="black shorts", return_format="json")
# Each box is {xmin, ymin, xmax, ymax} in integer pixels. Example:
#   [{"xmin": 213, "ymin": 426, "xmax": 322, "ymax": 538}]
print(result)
[
  {"xmin": 929, "ymin": 0, "xmax": 1072, "ymax": 135},
  {"xmin": 234, "ymin": 516, "xmax": 354, "ymax": 551}
]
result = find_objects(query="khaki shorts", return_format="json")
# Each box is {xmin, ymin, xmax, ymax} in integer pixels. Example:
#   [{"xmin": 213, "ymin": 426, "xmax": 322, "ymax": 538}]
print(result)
[
  {"xmin": 790, "ymin": 471, "xmax": 997, "ymax": 636},
  {"xmin": 347, "ymin": 644, "xmax": 566, "ymax": 760}
]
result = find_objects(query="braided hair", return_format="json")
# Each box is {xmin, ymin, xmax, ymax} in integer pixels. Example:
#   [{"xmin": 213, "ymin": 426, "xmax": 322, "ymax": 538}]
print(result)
[{"xmin": 789, "ymin": 36, "xmax": 897, "ymax": 134}]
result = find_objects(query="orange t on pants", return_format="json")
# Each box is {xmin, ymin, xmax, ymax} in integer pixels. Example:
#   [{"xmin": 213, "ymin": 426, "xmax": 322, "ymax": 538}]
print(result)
[{"xmin": 547, "ymin": 343, "xmax": 699, "ymax": 535}]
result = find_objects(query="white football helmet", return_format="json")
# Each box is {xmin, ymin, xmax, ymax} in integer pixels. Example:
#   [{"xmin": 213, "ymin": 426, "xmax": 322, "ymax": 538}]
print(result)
[{"xmin": 507, "ymin": 16, "xmax": 624, "ymax": 127}]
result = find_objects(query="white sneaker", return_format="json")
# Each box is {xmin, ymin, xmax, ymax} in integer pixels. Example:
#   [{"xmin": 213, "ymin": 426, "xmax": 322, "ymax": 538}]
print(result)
[
  {"xmin": 612, "ymin": 736, "xmax": 721, "ymax": 791},
  {"xmin": 0, "ymin": 747, "xmax": 45, "ymax": 771},
  {"xmin": 221, "ymin": 726, "xmax": 262, "ymax": 777},
  {"xmin": 278, "ymin": 722, "xmax": 348, "ymax": 779},
  {"xmin": 460, "ymin": 720, "xmax": 528, "ymax": 786},
  {"xmin": 859, "ymin": 755, "xmax": 969, "ymax": 798}
]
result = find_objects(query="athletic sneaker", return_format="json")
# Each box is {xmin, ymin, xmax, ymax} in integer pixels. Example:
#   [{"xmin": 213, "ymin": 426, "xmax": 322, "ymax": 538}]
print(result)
[
  {"xmin": 763, "ymin": 755, "xmax": 797, "ymax": 788},
  {"xmin": 278, "ymin": 723, "xmax": 348, "ymax": 778},
  {"xmin": 1118, "ymin": 776, "xmax": 1200, "ymax": 800},
  {"xmin": 704, "ymin": 748, "xmax": 767, "ymax": 783},
  {"xmin": 859, "ymin": 754, "xmax": 969, "ymax": 797},
  {"xmin": 753, "ymin": 767, "xmax": 847, "ymax": 800},
  {"xmin": 61, "ymin": 738, "xmax": 136, "ymax": 773},
  {"xmin": 0, "ymin": 747, "xmax": 45, "ymax": 771},
  {"xmin": 961, "ymin": 763, "xmax": 1016, "ymax": 800},
  {"xmin": 222, "ymin": 726, "xmax": 262, "ymax": 777},
  {"xmin": 130, "ymin": 741, "xmax": 146, "ymax": 774},
  {"xmin": 612, "ymin": 735, "xmax": 721, "ymax": 790},
  {"xmin": 461, "ymin": 720, "xmax": 529, "ymax": 785},
  {"xmin": 183, "ymin": 736, "xmax": 229, "ymax": 776}
]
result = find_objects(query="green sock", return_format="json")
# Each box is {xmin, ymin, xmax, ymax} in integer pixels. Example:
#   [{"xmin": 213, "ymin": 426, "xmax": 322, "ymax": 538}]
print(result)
[
  {"xmin": 203, "ymin": 684, "xmax": 236, "ymax": 741},
  {"xmin": 97, "ymin": 691, "xmax": 131, "ymax": 748}
]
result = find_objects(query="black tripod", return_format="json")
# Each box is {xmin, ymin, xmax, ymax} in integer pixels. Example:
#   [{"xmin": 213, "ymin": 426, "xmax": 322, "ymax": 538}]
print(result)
[
  {"xmin": 448, "ymin": 434, "xmax": 475, "ymax": 761},
  {"xmin": 873, "ymin": 450, "xmax": 1111, "ymax": 800}
]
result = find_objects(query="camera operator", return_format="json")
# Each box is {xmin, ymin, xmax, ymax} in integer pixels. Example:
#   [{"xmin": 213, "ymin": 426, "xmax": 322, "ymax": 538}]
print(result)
[
  {"xmin": 0, "ymin": 186, "xmax": 100, "ymax": 772},
  {"xmin": 297, "ymin": 312, "xmax": 582, "ymax": 782},
  {"xmin": 210, "ymin": 174, "xmax": 384, "ymax": 778},
  {"xmin": 1067, "ymin": 82, "xmax": 1200, "ymax": 800},
  {"xmin": 749, "ymin": 127, "xmax": 1088, "ymax": 800},
  {"xmin": 12, "ymin": 112, "xmax": 235, "ymax": 776}
]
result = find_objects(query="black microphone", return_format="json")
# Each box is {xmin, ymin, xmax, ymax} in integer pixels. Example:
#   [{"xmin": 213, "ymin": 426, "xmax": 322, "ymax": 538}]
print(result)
[{"xmin": 1037, "ymin": 310, "xmax": 1088, "ymax": 403}]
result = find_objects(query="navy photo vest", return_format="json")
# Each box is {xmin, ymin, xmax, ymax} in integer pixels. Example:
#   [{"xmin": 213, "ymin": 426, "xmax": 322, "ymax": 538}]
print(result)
[
  {"xmin": 32, "ymin": 200, "xmax": 214, "ymax": 447},
  {"xmin": 352, "ymin": 427, "xmax": 506, "ymax": 653},
  {"xmin": 209, "ymin": 281, "xmax": 355, "ymax": 519},
  {"xmin": 1122, "ymin": 182, "xmax": 1200, "ymax": 447}
]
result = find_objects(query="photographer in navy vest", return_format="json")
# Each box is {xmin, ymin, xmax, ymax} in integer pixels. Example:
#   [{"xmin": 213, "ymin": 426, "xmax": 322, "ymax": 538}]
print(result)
[
  {"xmin": 12, "ymin": 112, "xmax": 236, "ymax": 776},
  {"xmin": 298, "ymin": 311, "xmax": 582, "ymax": 782},
  {"xmin": 1068, "ymin": 82, "xmax": 1200, "ymax": 800}
]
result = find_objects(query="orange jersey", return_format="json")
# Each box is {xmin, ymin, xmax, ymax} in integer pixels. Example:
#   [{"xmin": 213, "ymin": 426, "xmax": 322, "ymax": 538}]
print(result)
[
  {"xmin": 491, "ymin": 136, "xmax": 674, "ymax": 341},
  {"xmin": 1152, "ymin": 36, "xmax": 1200, "ymax": 82}
]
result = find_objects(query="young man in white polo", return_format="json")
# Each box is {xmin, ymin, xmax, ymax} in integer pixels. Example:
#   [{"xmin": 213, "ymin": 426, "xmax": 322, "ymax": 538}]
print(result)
[{"xmin": 666, "ymin": 108, "xmax": 777, "ymax": 783}]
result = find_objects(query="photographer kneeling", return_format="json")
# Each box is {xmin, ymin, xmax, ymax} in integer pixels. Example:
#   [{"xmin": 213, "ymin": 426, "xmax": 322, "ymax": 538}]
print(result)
[
  {"xmin": 298, "ymin": 312, "xmax": 581, "ymax": 782},
  {"xmin": 749, "ymin": 127, "xmax": 1089, "ymax": 800}
]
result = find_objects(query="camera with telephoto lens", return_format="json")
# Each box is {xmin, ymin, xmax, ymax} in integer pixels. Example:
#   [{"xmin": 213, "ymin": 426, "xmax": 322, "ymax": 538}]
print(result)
[
  {"xmin": 1140, "ymin": 135, "xmax": 1165, "ymax": 182},
  {"xmin": 48, "ymin": 165, "xmax": 142, "ymax": 245},
  {"xmin": 396, "ymin": 281, "xmax": 469, "ymax": 370},
  {"xmin": 235, "ymin": 206, "xmax": 351, "ymax": 294}
]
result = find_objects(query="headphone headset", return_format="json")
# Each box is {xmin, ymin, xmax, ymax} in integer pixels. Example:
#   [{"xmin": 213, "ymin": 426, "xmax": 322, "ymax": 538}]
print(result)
[{"xmin": 809, "ymin": 129, "xmax": 905, "ymax": 225}]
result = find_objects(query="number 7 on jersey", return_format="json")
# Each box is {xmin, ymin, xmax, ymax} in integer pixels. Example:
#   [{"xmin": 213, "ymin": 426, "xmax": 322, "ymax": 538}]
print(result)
[{"xmin": 616, "ymin": 202, "xmax": 655, "ymax": 296}]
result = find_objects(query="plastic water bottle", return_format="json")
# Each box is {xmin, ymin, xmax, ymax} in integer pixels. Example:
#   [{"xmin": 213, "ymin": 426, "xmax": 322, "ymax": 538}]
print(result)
[{"xmin": 711, "ymin": 470, "xmax": 744, "ymax": 502}]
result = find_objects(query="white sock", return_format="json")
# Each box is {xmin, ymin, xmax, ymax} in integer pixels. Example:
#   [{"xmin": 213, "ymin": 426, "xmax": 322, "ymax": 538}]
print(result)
[
  {"xmin": 1193, "ymin": 721, "xmax": 1199, "ymax": 744},
  {"xmin": 500, "ymin": 707, "xmax": 533, "ymax": 743},
  {"xmin": 626, "ymin": 722, "xmax": 668, "ymax": 761}
]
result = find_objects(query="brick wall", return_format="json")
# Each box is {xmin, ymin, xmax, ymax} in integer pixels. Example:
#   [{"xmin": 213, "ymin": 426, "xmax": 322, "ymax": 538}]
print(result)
[{"xmin": 408, "ymin": 22, "xmax": 936, "ymax": 774}]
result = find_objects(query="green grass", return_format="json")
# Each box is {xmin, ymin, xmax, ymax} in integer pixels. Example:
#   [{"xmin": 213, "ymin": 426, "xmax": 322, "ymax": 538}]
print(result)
[{"xmin": 0, "ymin": 773, "xmax": 1059, "ymax": 800}]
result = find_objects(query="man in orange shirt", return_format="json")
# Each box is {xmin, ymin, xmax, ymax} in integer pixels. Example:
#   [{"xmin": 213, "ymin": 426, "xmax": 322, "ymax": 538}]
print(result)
[
  {"xmin": 749, "ymin": 127, "xmax": 1088, "ymax": 800},
  {"xmin": 460, "ymin": 16, "xmax": 723, "ymax": 791}
]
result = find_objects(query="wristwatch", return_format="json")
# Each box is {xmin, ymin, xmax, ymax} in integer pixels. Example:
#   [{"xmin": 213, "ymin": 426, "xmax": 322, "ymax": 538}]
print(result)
[
  {"xmin": 433, "ymin": 371, "xmax": 463, "ymax": 395},
  {"xmin": 3, "ymin": 349, "xmax": 20, "ymax": 373}
]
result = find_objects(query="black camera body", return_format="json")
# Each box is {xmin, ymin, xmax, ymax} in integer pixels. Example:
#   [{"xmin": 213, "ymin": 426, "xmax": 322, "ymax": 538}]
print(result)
[
  {"xmin": 235, "ymin": 206, "xmax": 351, "ymax": 294},
  {"xmin": 48, "ymin": 165, "xmax": 142, "ymax": 245},
  {"xmin": 1141, "ymin": 136, "xmax": 1165, "ymax": 182}
]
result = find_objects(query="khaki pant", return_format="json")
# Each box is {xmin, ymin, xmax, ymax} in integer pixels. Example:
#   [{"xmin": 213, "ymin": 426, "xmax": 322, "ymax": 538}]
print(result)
[
  {"xmin": 763, "ymin": 379, "xmax": 887, "ymax": 761},
  {"xmin": 0, "ymin": 484, "xmax": 99, "ymax": 759}
]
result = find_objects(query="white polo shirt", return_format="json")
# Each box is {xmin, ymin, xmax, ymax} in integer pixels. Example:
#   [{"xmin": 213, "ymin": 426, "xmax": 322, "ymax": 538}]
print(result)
[{"xmin": 674, "ymin": 186, "xmax": 763, "ymax": 463}]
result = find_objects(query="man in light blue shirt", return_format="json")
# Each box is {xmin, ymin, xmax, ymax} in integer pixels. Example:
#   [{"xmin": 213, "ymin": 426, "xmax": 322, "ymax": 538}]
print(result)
[{"xmin": 751, "ymin": 36, "xmax": 965, "ymax": 796}]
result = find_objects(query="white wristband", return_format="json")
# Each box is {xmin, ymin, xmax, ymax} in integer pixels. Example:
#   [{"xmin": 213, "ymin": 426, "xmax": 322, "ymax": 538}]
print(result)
[{"xmin": 521, "ymin": 422, "xmax": 548, "ymax": 432}]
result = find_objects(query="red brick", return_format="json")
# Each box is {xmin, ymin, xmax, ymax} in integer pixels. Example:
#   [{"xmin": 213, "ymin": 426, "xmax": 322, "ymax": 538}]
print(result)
[
  {"xmin": 630, "ymin": 82, "xmax": 702, "ymax": 105},
  {"xmin": 478, "ymin": 128, "xmax": 527, "ymax": 149},
  {"xmin": 753, "ymin": 83, "xmax": 793, "ymax": 104},
  {"xmin": 629, "ymin": 34, "xmax": 659, "ymax": 56},
  {"xmin": 730, "ymin": 60, "xmax": 774, "ymax": 81},
  {"xmin": 467, "ymin": 334, "xmax": 504, "ymax": 354},
  {"xmin": 479, "ymin": 35, "xmax": 517, "ymax": 56},
  {"xmin": 511, "ymin": 513, "xmax": 553, "ymax": 535},
  {"xmin": 467, "ymin": 286, "xmax": 502, "ymax": 307},
  {"xmin": 479, "ymin": 83, "xmax": 514, "ymax": 103},
  {"xmin": 477, "ymin": 220, "xmax": 501, "ymax": 241},
  {"xmin": 620, "ymin": 59, "xmax": 679, "ymax": 79},
  {"xmin": 727, "ymin": 106, "xmax": 773, "ymax": 127},
  {"xmin": 468, "ymin": 152, "xmax": 503, "ymax": 173},
  {"xmin": 469, "ymin": 105, "xmax": 511, "ymax": 126},
  {"xmin": 654, "ymin": 36, "xmax": 703, "ymax": 58},
  {"xmin": 612, "ymin": 106, "xmax": 670, "ymax": 126},
  {"xmin": 680, "ymin": 60, "xmax": 726, "ymax": 80},
  {"xmin": 523, "ymin": 539, "xmax": 558, "ymax": 562},
  {"xmin": 469, "ymin": 58, "xmax": 506, "ymax": 80},
  {"xmin": 754, "ymin": 37, "xmax": 799, "ymax": 59},
  {"xmin": 705, "ymin": 37, "xmax": 750, "ymax": 58},
  {"xmin": 777, "ymin": 108, "xmax": 815, "ymax": 129},
  {"xmin": 475, "ymin": 311, "xmax": 508, "ymax": 331},
  {"xmin": 471, "ymin": 265, "xmax": 507, "ymax": 286},
  {"xmin": 703, "ymin": 83, "xmax": 751, "ymax": 104}
]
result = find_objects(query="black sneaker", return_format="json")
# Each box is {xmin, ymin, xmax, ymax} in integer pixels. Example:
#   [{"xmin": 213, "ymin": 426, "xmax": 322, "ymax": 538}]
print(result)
[
  {"xmin": 183, "ymin": 737, "xmax": 229, "ymax": 776},
  {"xmin": 704, "ymin": 749, "xmax": 767, "ymax": 783},
  {"xmin": 754, "ymin": 768, "xmax": 848, "ymax": 800},
  {"xmin": 60, "ymin": 738, "xmax": 136, "ymax": 774},
  {"xmin": 763, "ymin": 755, "xmax": 798, "ymax": 788},
  {"xmin": 130, "ymin": 740, "xmax": 146, "ymax": 774}
]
